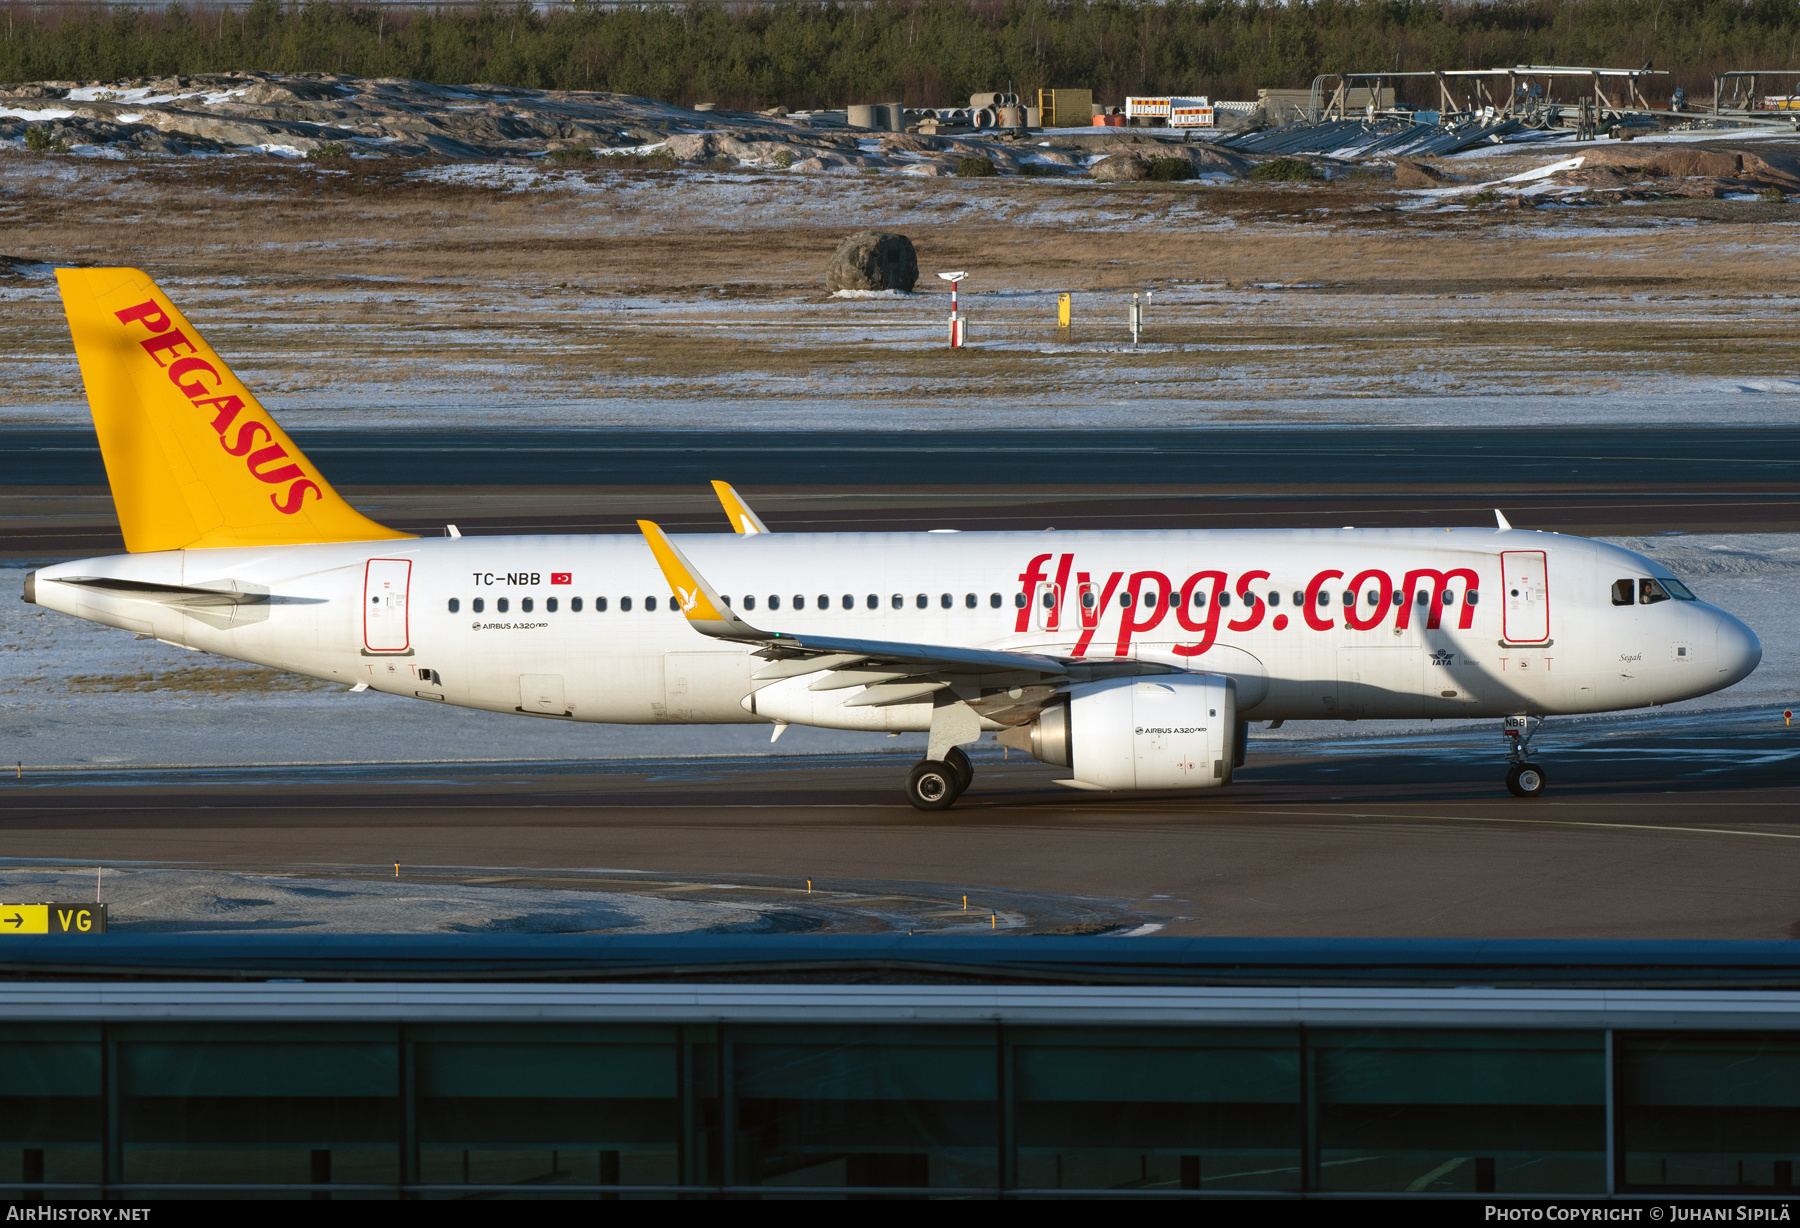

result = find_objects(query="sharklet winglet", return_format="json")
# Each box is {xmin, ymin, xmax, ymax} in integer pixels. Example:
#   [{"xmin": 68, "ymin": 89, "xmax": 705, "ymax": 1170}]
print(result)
[
  {"xmin": 635, "ymin": 519, "xmax": 771, "ymax": 641},
  {"xmin": 711, "ymin": 480, "xmax": 771, "ymax": 535}
]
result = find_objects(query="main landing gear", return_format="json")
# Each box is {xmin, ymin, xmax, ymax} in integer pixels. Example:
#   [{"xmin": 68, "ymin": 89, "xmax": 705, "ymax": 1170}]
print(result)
[
  {"xmin": 906, "ymin": 746, "xmax": 973, "ymax": 811},
  {"xmin": 1501, "ymin": 714, "xmax": 1548, "ymax": 798}
]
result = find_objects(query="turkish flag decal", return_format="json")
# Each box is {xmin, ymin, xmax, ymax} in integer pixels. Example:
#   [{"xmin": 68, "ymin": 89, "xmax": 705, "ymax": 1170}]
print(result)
[{"xmin": 550, "ymin": 573, "xmax": 572, "ymax": 585}]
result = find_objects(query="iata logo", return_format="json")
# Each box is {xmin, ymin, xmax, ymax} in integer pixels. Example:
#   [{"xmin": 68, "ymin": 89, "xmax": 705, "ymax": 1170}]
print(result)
[
  {"xmin": 112, "ymin": 298, "xmax": 320, "ymax": 516},
  {"xmin": 1430, "ymin": 649, "xmax": 1456, "ymax": 666}
]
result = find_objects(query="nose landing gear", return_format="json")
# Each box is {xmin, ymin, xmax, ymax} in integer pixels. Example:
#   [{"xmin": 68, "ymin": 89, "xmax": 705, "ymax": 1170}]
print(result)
[
  {"xmin": 905, "ymin": 746, "xmax": 974, "ymax": 811},
  {"xmin": 1501, "ymin": 714, "xmax": 1548, "ymax": 797}
]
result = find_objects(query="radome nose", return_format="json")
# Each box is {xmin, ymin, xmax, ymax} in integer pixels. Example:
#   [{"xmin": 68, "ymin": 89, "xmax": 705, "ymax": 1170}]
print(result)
[{"xmin": 1716, "ymin": 611, "xmax": 1762, "ymax": 688}]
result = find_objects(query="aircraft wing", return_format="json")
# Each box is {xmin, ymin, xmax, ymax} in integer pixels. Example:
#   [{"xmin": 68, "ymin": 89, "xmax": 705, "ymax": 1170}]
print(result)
[{"xmin": 636, "ymin": 520, "xmax": 1159, "ymax": 709}]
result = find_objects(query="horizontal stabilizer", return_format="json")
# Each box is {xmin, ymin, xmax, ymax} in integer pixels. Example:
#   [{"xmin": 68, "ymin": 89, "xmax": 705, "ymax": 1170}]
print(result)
[{"xmin": 51, "ymin": 576, "xmax": 266, "ymax": 606}]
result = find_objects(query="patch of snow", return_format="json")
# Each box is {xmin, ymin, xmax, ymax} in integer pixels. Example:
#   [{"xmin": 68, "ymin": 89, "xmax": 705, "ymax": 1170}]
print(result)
[
  {"xmin": 829, "ymin": 288, "xmax": 915, "ymax": 299},
  {"xmin": 1729, "ymin": 379, "xmax": 1800, "ymax": 394},
  {"xmin": 256, "ymin": 143, "xmax": 308, "ymax": 158},
  {"xmin": 0, "ymin": 106, "xmax": 76, "ymax": 121}
]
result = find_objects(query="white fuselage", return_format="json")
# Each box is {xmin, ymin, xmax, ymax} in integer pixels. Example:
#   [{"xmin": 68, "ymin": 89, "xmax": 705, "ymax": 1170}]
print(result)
[{"xmin": 31, "ymin": 527, "xmax": 1760, "ymax": 733}]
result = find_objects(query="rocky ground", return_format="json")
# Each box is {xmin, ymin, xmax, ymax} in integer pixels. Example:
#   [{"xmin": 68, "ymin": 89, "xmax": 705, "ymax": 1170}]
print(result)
[{"xmin": 3, "ymin": 71, "xmax": 1799, "ymax": 423}]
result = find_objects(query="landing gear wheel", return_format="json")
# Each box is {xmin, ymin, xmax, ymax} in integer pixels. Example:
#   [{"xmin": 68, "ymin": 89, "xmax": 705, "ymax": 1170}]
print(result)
[
  {"xmin": 906, "ymin": 760, "xmax": 960, "ymax": 811},
  {"xmin": 1506, "ymin": 762, "xmax": 1548, "ymax": 798},
  {"xmin": 944, "ymin": 746, "xmax": 974, "ymax": 794}
]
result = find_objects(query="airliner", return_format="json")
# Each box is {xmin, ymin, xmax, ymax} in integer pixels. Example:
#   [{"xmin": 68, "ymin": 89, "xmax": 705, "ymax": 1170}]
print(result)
[{"xmin": 23, "ymin": 269, "xmax": 1762, "ymax": 808}]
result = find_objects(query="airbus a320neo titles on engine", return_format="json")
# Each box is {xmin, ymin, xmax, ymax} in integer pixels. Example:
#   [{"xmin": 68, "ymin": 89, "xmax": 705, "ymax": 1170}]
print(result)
[{"xmin": 24, "ymin": 270, "xmax": 1762, "ymax": 808}]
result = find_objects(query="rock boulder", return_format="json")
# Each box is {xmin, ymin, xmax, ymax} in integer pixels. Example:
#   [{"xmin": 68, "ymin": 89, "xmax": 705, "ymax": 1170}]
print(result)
[
  {"xmin": 1090, "ymin": 153, "xmax": 1147, "ymax": 182},
  {"xmin": 826, "ymin": 231, "xmax": 918, "ymax": 292}
]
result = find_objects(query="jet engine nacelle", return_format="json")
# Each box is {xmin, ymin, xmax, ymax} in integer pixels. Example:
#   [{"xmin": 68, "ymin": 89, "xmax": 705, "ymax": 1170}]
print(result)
[{"xmin": 1018, "ymin": 673, "xmax": 1238, "ymax": 791}]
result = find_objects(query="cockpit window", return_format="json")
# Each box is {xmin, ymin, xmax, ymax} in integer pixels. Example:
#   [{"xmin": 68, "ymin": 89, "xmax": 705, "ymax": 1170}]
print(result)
[
  {"xmin": 1611, "ymin": 579, "xmax": 1634, "ymax": 606},
  {"xmin": 1661, "ymin": 577, "xmax": 1697, "ymax": 601},
  {"xmin": 1639, "ymin": 578, "xmax": 1671, "ymax": 605}
]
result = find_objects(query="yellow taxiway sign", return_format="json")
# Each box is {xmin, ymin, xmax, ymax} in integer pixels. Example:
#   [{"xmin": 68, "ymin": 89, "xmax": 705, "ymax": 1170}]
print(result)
[{"xmin": 0, "ymin": 903, "xmax": 108, "ymax": 935}]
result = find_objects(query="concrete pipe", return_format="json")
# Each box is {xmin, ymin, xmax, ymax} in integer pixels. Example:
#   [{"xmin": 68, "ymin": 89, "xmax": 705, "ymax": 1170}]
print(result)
[
  {"xmin": 998, "ymin": 105, "xmax": 1023, "ymax": 127},
  {"xmin": 971, "ymin": 107, "xmax": 997, "ymax": 129},
  {"xmin": 847, "ymin": 103, "xmax": 879, "ymax": 130},
  {"xmin": 880, "ymin": 102, "xmax": 905, "ymax": 131}
]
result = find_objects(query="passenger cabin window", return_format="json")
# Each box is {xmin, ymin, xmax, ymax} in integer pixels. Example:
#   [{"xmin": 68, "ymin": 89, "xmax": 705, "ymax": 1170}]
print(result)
[
  {"xmin": 1218, "ymin": 592, "xmax": 1231, "ymax": 608},
  {"xmin": 497, "ymin": 597, "xmax": 509, "ymax": 614},
  {"xmin": 521, "ymin": 597, "xmax": 534, "ymax": 613},
  {"xmin": 1193, "ymin": 591, "xmax": 1206, "ymax": 607},
  {"xmin": 546, "ymin": 597, "xmax": 557, "ymax": 613},
  {"xmin": 473, "ymin": 598, "xmax": 484, "ymax": 614},
  {"xmin": 1612, "ymin": 579, "xmax": 1634, "ymax": 606},
  {"xmin": 743, "ymin": 596, "xmax": 756, "ymax": 611},
  {"xmin": 572, "ymin": 597, "xmax": 583, "ymax": 612},
  {"xmin": 1081, "ymin": 590, "xmax": 1096, "ymax": 610},
  {"xmin": 989, "ymin": 593, "xmax": 1002, "ymax": 609},
  {"xmin": 867, "ymin": 594, "xmax": 878, "ymax": 609},
  {"xmin": 768, "ymin": 595, "xmax": 781, "ymax": 611},
  {"xmin": 965, "ymin": 593, "xmax": 977, "ymax": 609},
  {"xmin": 448, "ymin": 598, "xmax": 460, "ymax": 613},
  {"xmin": 1267, "ymin": 592, "xmax": 1280, "ymax": 607},
  {"xmin": 596, "ymin": 597, "xmax": 607, "ymax": 612},
  {"xmin": 892, "ymin": 594, "xmax": 904, "ymax": 609},
  {"xmin": 1640, "ymin": 578, "xmax": 1672, "ymax": 605},
  {"xmin": 940, "ymin": 593, "xmax": 952, "ymax": 609},
  {"xmin": 1013, "ymin": 593, "xmax": 1027, "ymax": 609},
  {"xmin": 822, "ymin": 595, "xmax": 833, "ymax": 609},
  {"xmin": 646, "ymin": 596, "xmax": 658, "ymax": 612},
  {"xmin": 1119, "ymin": 592, "xmax": 1132, "ymax": 608},
  {"xmin": 842, "ymin": 594, "xmax": 855, "ymax": 610},
  {"xmin": 620, "ymin": 596, "xmax": 632, "ymax": 612},
  {"xmin": 917, "ymin": 594, "xmax": 929, "ymax": 609}
]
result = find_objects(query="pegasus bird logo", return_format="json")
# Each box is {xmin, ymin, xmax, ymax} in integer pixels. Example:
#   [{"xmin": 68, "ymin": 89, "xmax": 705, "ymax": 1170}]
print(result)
[{"xmin": 677, "ymin": 585, "xmax": 701, "ymax": 613}]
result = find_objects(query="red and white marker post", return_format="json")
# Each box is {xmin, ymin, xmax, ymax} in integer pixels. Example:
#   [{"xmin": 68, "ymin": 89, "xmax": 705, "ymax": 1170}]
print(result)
[{"xmin": 938, "ymin": 270, "xmax": 968, "ymax": 348}]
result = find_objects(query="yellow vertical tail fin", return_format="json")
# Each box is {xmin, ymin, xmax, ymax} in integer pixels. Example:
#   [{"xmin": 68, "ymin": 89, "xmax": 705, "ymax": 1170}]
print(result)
[{"xmin": 56, "ymin": 268, "xmax": 411, "ymax": 553}]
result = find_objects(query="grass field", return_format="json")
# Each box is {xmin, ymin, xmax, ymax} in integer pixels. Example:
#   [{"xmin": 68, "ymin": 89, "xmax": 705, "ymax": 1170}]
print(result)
[{"xmin": 5, "ymin": 146, "xmax": 1799, "ymax": 424}]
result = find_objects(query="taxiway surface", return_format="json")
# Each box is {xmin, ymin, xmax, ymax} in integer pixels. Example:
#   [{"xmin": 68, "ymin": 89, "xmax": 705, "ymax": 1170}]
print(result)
[{"xmin": 4, "ymin": 712, "xmax": 1796, "ymax": 940}]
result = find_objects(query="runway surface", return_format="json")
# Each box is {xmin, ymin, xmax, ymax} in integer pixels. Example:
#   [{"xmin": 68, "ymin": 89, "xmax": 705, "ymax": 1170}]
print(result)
[
  {"xmin": 6, "ymin": 425, "xmax": 1800, "ymax": 487},
  {"xmin": 7, "ymin": 425, "xmax": 1797, "ymax": 558},
  {"xmin": 7, "ymin": 482, "xmax": 1796, "ymax": 560},
  {"xmin": 4, "ymin": 711, "xmax": 1797, "ymax": 939}
]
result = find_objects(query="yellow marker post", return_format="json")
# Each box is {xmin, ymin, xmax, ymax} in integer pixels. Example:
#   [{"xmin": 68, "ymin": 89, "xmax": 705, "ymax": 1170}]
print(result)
[
  {"xmin": 395, "ymin": 863, "xmax": 400, "ymax": 878},
  {"xmin": 991, "ymin": 913, "xmax": 997, "ymax": 930},
  {"xmin": 1057, "ymin": 293, "xmax": 1071, "ymax": 331},
  {"xmin": 807, "ymin": 879, "xmax": 812, "ymax": 893}
]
